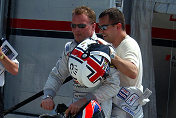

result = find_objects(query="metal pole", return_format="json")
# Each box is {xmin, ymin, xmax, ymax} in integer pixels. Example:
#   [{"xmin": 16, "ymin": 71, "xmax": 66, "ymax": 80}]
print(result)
[{"xmin": 3, "ymin": 90, "xmax": 43, "ymax": 116}]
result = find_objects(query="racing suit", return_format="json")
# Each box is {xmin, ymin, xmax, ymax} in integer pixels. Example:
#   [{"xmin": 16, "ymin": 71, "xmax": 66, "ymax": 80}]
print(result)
[{"xmin": 43, "ymin": 32, "xmax": 120, "ymax": 118}]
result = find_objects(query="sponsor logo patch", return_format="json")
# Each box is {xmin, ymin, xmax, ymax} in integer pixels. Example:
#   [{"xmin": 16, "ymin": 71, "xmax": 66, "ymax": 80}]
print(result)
[
  {"xmin": 117, "ymin": 87, "xmax": 130, "ymax": 100},
  {"xmin": 122, "ymin": 105, "xmax": 135, "ymax": 116},
  {"xmin": 126, "ymin": 93, "xmax": 139, "ymax": 106}
]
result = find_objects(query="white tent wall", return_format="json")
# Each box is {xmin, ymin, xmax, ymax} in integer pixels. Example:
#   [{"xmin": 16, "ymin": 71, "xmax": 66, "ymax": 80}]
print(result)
[
  {"xmin": 153, "ymin": 0, "xmax": 176, "ymax": 117},
  {"xmin": 154, "ymin": 0, "xmax": 176, "ymax": 15},
  {"xmin": 152, "ymin": 12, "xmax": 176, "ymax": 118},
  {"xmin": 130, "ymin": 0, "xmax": 157, "ymax": 118}
]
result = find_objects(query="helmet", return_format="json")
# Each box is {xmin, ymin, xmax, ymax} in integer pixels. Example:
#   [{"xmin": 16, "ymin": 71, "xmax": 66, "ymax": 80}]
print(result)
[
  {"xmin": 76, "ymin": 100, "xmax": 105, "ymax": 118},
  {"xmin": 39, "ymin": 100, "xmax": 105, "ymax": 118},
  {"xmin": 68, "ymin": 38, "xmax": 111, "ymax": 87}
]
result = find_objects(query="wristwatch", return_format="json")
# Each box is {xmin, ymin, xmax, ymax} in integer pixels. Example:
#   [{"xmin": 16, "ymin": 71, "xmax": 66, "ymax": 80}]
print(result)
[
  {"xmin": 42, "ymin": 95, "xmax": 53, "ymax": 100},
  {"xmin": 110, "ymin": 52, "xmax": 116, "ymax": 59}
]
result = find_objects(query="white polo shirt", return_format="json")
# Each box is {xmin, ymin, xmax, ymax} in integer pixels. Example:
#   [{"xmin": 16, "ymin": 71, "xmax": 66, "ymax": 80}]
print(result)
[{"xmin": 115, "ymin": 35, "xmax": 143, "ymax": 91}]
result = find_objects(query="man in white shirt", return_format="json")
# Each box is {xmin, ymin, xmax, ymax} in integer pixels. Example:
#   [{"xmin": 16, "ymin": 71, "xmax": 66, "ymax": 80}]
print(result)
[{"xmin": 98, "ymin": 8, "xmax": 143, "ymax": 118}]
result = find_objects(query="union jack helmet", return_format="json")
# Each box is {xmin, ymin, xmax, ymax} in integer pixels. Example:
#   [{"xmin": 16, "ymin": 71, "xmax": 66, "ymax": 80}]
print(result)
[
  {"xmin": 76, "ymin": 100, "xmax": 104, "ymax": 118},
  {"xmin": 68, "ymin": 38, "xmax": 111, "ymax": 87}
]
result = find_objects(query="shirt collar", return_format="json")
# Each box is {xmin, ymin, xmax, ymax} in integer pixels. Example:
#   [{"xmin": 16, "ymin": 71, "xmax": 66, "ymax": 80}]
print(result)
[{"xmin": 91, "ymin": 32, "xmax": 98, "ymax": 40}]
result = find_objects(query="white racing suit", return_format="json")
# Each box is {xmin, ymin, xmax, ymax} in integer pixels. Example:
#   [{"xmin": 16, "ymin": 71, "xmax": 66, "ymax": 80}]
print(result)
[
  {"xmin": 112, "ymin": 87, "xmax": 152, "ymax": 118},
  {"xmin": 43, "ymin": 32, "xmax": 120, "ymax": 118}
]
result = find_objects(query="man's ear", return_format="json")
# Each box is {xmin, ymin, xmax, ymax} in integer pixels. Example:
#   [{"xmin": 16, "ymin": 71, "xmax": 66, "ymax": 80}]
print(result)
[
  {"xmin": 117, "ymin": 23, "xmax": 122, "ymax": 30},
  {"xmin": 92, "ymin": 23, "xmax": 96, "ymax": 30}
]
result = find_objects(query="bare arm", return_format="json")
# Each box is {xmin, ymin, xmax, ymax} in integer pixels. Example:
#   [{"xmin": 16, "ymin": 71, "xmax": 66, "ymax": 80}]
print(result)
[
  {"xmin": 0, "ymin": 47, "xmax": 18, "ymax": 75},
  {"xmin": 111, "ymin": 55, "xmax": 138, "ymax": 79}
]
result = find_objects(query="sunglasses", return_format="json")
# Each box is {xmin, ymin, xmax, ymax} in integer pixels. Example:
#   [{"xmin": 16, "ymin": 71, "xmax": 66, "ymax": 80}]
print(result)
[
  {"xmin": 98, "ymin": 23, "xmax": 118, "ymax": 30},
  {"xmin": 71, "ymin": 24, "xmax": 87, "ymax": 28}
]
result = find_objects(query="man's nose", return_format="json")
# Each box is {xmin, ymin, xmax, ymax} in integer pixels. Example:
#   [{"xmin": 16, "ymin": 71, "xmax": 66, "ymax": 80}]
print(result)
[{"xmin": 72, "ymin": 28, "xmax": 79, "ymax": 33}]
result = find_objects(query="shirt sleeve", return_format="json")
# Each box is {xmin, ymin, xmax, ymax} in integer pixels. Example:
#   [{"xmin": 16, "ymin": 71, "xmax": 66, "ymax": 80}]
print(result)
[
  {"xmin": 43, "ymin": 44, "xmax": 71, "ymax": 98},
  {"xmin": 12, "ymin": 59, "xmax": 19, "ymax": 68}
]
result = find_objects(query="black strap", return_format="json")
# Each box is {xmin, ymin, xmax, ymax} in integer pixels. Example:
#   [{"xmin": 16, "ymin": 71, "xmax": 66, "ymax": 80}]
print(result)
[
  {"xmin": 63, "ymin": 76, "xmax": 73, "ymax": 84},
  {"xmin": 3, "ymin": 91, "xmax": 43, "ymax": 115},
  {"xmin": 93, "ymin": 110, "xmax": 105, "ymax": 118},
  {"xmin": 3, "ymin": 76, "xmax": 73, "ymax": 116}
]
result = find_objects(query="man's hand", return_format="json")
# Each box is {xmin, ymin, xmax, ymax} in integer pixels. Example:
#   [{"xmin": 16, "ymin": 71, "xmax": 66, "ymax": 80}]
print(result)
[
  {"xmin": 40, "ymin": 98, "xmax": 55, "ymax": 110},
  {"xmin": 65, "ymin": 98, "xmax": 87, "ymax": 117},
  {"xmin": 0, "ymin": 47, "xmax": 3, "ymax": 56}
]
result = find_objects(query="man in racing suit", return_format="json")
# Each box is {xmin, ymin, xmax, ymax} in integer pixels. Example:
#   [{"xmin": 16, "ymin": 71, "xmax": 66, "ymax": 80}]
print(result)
[{"xmin": 41, "ymin": 6, "xmax": 120, "ymax": 118}]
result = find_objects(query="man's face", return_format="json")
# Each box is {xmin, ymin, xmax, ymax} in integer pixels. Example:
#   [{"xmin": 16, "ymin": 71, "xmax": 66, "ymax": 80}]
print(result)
[
  {"xmin": 98, "ymin": 15, "xmax": 117, "ymax": 44},
  {"xmin": 71, "ymin": 14, "xmax": 95, "ymax": 43}
]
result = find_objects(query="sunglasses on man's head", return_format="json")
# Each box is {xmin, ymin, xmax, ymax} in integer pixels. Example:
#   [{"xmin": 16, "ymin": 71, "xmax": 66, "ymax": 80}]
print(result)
[
  {"xmin": 98, "ymin": 23, "xmax": 118, "ymax": 30},
  {"xmin": 71, "ymin": 24, "xmax": 87, "ymax": 28}
]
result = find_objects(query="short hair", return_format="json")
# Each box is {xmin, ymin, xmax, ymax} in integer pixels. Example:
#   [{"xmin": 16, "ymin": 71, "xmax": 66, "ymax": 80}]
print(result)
[
  {"xmin": 99, "ymin": 8, "xmax": 125, "ymax": 30},
  {"xmin": 72, "ymin": 6, "xmax": 96, "ymax": 24}
]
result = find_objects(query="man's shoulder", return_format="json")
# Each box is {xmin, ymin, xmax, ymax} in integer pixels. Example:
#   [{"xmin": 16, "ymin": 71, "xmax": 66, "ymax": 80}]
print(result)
[
  {"xmin": 119, "ymin": 36, "xmax": 139, "ymax": 49},
  {"xmin": 124, "ymin": 35, "xmax": 138, "ymax": 44},
  {"xmin": 64, "ymin": 40, "xmax": 77, "ymax": 55}
]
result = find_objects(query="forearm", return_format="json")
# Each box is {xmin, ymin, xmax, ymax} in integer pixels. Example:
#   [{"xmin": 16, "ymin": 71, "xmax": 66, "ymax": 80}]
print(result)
[
  {"xmin": 112, "ymin": 55, "xmax": 138, "ymax": 79},
  {"xmin": 0, "ymin": 54, "xmax": 18, "ymax": 75},
  {"xmin": 43, "ymin": 71, "xmax": 64, "ymax": 98},
  {"xmin": 43, "ymin": 60, "xmax": 70, "ymax": 97}
]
